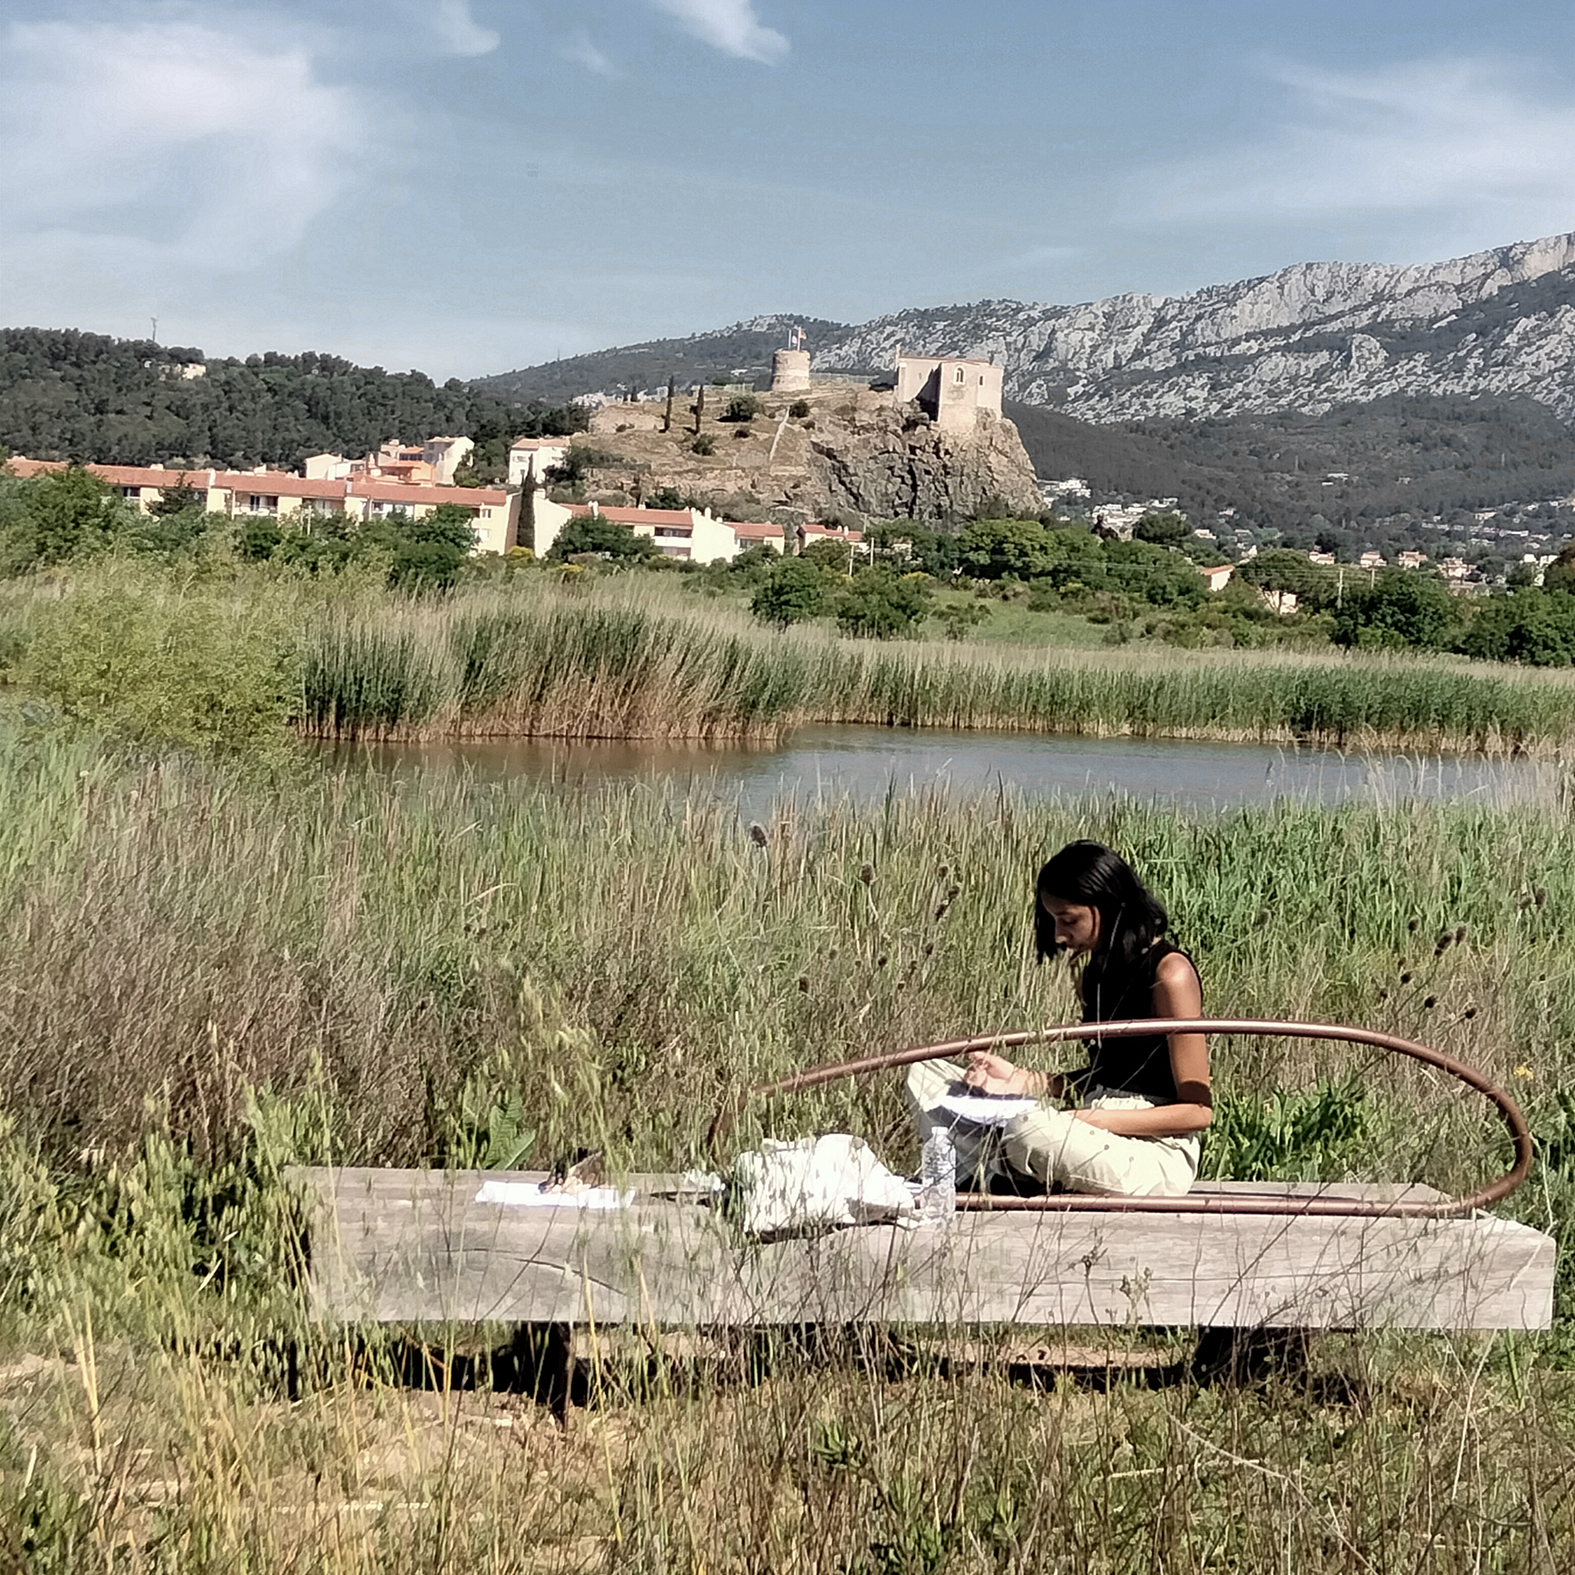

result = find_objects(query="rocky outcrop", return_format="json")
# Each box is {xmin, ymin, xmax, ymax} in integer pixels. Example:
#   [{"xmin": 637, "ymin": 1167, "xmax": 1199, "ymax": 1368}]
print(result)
[
  {"xmin": 582, "ymin": 383, "xmax": 1042, "ymax": 524},
  {"xmin": 807, "ymin": 407, "xmax": 1041, "ymax": 519}
]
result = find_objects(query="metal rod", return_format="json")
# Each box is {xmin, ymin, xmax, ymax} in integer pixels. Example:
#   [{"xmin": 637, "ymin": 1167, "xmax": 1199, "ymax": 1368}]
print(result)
[{"xmin": 706, "ymin": 1019, "xmax": 1533, "ymax": 1218}]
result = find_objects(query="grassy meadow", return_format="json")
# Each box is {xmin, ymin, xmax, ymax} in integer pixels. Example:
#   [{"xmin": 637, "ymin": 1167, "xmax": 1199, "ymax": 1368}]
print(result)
[{"xmin": 2, "ymin": 703, "xmax": 1575, "ymax": 1569}]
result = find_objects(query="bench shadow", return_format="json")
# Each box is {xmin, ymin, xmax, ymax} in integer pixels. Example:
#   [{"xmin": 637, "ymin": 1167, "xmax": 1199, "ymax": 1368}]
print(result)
[{"xmin": 368, "ymin": 1321, "xmax": 1365, "ymax": 1418}]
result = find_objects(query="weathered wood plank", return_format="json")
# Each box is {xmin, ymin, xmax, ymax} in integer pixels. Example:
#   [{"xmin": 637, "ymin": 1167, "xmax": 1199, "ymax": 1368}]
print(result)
[{"xmin": 290, "ymin": 1167, "xmax": 1555, "ymax": 1332}]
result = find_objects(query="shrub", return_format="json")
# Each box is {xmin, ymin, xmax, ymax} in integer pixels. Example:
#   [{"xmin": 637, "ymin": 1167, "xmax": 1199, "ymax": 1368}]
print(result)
[
  {"xmin": 691, "ymin": 434, "xmax": 717, "ymax": 456},
  {"xmin": 720, "ymin": 394, "xmax": 761, "ymax": 423},
  {"xmin": 544, "ymin": 515, "xmax": 659, "ymax": 564},
  {"xmin": 788, "ymin": 399, "xmax": 811, "ymax": 419},
  {"xmin": 750, "ymin": 559, "xmax": 828, "ymax": 628},
  {"xmin": 834, "ymin": 567, "xmax": 933, "ymax": 639},
  {"xmin": 937, "ymin": 599, "xmax": 989, "ymax": 641},
  {"xmin": 19, "ymin": 570, "xmax": 299, "ymax": 756},
  {"xmin": 0, "ymin": 465, "xmax": 129, "ymax": 570}
]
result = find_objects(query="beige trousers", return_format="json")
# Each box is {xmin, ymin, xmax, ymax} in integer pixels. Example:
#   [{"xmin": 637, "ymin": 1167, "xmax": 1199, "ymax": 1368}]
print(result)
[{"xmin": 905, "ymin": 1058, "xmax": 1200, "ymax": 1198}]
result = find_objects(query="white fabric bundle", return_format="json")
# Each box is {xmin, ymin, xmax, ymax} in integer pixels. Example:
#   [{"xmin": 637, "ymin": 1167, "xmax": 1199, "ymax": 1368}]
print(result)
[{"xmin": 731, "ymin": 1134, "xmax": 917, "ymax": 1238}]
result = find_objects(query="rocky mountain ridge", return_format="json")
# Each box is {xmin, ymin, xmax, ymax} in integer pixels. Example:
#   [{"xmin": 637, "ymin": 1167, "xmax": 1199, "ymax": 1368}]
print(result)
[{"xmin": 476, "ymin": 232, "xmax": 1575, "ymax": 425}]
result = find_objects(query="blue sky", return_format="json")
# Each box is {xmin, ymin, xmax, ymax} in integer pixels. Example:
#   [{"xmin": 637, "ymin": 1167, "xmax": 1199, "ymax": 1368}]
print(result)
[{"xmin": 3, "ymin": 0, "xmax": 1574, "ymax": 378}]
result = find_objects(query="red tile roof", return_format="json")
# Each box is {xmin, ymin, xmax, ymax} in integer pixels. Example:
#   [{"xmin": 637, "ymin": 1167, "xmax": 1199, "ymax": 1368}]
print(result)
[
  {"xmin": 5, "ymin": 458, "xmax": 217, "ymax": 490},
  {"xmin": 351, "ymin": 479, "xmax": 508, "ymax": 506},
  {"xmin": 568, "ymin": 504, "xmax": 698, "ymax": 526},
  {"xmin": 4, "ymin": 458, "xmax": 506, "ymax": 506}
]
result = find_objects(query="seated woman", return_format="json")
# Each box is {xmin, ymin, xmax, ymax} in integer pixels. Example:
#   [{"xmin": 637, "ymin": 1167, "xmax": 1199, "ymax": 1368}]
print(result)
[{"xmin": 907, "ymin": 840, "xmax": 1212, "ymax": 1197}]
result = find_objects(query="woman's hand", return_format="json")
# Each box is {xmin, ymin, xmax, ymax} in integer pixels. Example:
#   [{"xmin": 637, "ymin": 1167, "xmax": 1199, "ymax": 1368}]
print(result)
[{"xmin": 964, "ymin": 1053, "xmax": 1041, "ymax": 1098}]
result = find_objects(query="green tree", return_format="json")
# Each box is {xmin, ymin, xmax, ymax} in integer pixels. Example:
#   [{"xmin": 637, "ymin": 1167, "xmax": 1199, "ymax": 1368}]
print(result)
[
  {"xmin": 834, "ymin": 568, "xmax": 933, "ymax": 639},
  {"xmin": 720, "ymin": 394, "xmax": 761, "ymax": 423},
  {"xmin": 800, "ymin": 537, "xmax": 858, "ymax": 573},
  {"xmin": 1133, "ymin": 510, "xmax": 1191, "ymax": 547},
  {"xmin": 1458, "ymin": 589, "xmax": 1575, "ymax": 666},
  {"xmin": 1543, "ymin": 541, "xmax": 1575, "ymax": 593},
  {"xmin": 1102, "ymin": 539, "xmax": 1207, "ymax": 608},
  {"xmin": 545, "ymin": 515, "xmax": 659, "ymax": 563},
  {"xmin": 1333, "ymin": 569, "xmax": 1459, "ymax": 650},
  {"xmin": 956, "ymin": 518, "xmax": 1057, "ymax": 580},
  {"xmin": 147, "ymin": 475, "xmax": 203, "ymax": 517},
  {"xmin": 8, "ymin": 466, "xmax": 127, "ymax": 567},
  {"xmin": 1238, "ymin": 548, "xmax": 1338, "ymax": 609},
  {"xmin": 750, "ymin": 559, "xmax": 827, "ymax": 628}
]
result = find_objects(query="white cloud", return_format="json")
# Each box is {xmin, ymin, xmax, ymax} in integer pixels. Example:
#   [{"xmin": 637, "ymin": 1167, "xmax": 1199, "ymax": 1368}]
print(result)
[
  {"xmin": 647, "ymin": 0, "xmax": 788, "ymax": 64},
  {"xmin": 1144, "ymin": 57, "xmax": 1575, "ymax": 247},
  {"xmin": 563, "ymin": 30, "xmax": 619, "ymax": 78},
  {"xmin": 0, "ymin": 17, "xmax": 362, "ymax": 269},
  {"xmin": 430, "ymin": 0, "xmax": 501, "ymax": 57}
]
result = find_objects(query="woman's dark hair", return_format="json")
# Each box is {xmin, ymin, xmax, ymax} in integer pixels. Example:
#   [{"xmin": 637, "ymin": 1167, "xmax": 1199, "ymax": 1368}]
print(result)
[{"xmin": 1034, "ymin": 842, "xmax": 1170, "ymax": 1004}]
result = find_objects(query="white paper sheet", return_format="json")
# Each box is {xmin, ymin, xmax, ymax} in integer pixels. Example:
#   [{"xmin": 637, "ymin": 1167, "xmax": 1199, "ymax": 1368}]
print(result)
[
  {"xmin": 934, "ymin": 1092, "xmax": 1041, "ymax": 1128},
  {"xmin": 473, "ymin": 1180, "xmax": 633, "ymax": 1209}
]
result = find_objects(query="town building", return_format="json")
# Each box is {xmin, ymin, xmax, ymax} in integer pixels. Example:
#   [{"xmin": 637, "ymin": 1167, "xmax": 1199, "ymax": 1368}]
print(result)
[
  {"xmin": 1198, "ymin": 564, "xmax": 1235, "ymax": 593},
  {"xmin": 1396, "ymin": 551, "xmax": 1428, "ymax": 570},
  {"xmin": 4, "ymin": 459, "xmax": 519, "ymax": 554},
  {"xmin": 894, "ymin": 350, "xmax": 1004, "ymax": 432},
  {"xmin": 526, "ymin": 500, "xmax": 741, "ymax": 564},
  {"xmin": 1358, "ymin": 551, "xmax": 1385, "ymax": 570},
  {"xmin": 508, "ymin": 436, "xmax": 572, "ymax": 488}
]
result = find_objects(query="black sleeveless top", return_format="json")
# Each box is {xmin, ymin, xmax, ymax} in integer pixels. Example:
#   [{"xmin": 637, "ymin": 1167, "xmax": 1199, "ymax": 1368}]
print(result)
[{"xmin": 1068, "ymin": 940, "xmax": 1195, "ymax": 1102}]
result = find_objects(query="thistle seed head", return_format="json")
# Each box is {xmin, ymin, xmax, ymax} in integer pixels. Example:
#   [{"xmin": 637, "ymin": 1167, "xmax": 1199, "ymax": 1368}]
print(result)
[{"xmin": 859, "ymin": 862, "xmax": 875, "ymax": 886}]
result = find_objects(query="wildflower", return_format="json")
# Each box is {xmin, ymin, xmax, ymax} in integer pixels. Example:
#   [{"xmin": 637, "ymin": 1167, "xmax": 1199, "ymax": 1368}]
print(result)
[
  {"xmin": 1514, "ymin": 1065, "xmax": 1534, "ymax": 1080},
  {"xmin": 1408, "ymin": 917, "xmax": 1421, "ymax": 932},
  {"xmin": 1423, "ymin": 995, "xmax": 1437, "ymax": 1009},
  {"xmin": 1535, "ymin": 888, "xmax": 1548, "ymax": 908},
  {"xmin": 937, "ymin": 864, "xmax": 950, "ymax": 880},
  {"xmin": 797, "ymin": 975, "xmax": 810, "ymax": 993},
  {"xmin": 946, "ymin": 884, "xmax": 961, "ymax": 902},
  {"xmin": 1435, "ymin": 931, "xmax": 1453, "ymax": 954},
  {"xmin": 748, "ymin": 822, "xmax": 769, "ymax": 848},
  {"xmin": 876, "ymin": 953, "xmax": 889, "ymax": 968},
  {"xmin": 922, "ymin": 940, "xmax": 934, "ymax": 956},
  {"xmin": 859, "ymin": 862, "xmax": 875, "ymax": 886},
  {"xmin": 1454, "ymin": 923, "xmax": 1468, "ymax": 945},
  {"xmin": 1462, "ymin": 1006, "xmax": 1477, "ymax": 1020},
  {"xmin": 1400, "ymin": 972, "xmax": 1412, "ymax": 985},
  {"xmin": 1253, "ymin": 908, "xmax": 1271, "ymax": 929}
]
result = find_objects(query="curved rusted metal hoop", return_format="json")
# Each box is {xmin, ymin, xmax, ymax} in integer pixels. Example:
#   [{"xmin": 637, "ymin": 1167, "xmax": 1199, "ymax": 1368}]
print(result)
[{"xmin": 707, "ymin": 1019, "xmax": 1533, "ymax": 1217}]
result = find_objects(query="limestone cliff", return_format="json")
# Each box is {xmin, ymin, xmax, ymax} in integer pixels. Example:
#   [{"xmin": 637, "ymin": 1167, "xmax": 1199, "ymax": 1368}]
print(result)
[
  {"xmin": 483, "ymin": 230, "xmax": 1575, "ymax": 427},
  {"xmin": 580, "ymin": 381, "xmax": 1041, "ymax": 524}
]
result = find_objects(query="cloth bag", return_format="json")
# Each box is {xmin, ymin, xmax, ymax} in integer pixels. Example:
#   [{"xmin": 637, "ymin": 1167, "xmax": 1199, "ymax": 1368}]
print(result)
[{"xmin": 731, "ymin": 1134, "xmax": 916, "ymax": 1238}]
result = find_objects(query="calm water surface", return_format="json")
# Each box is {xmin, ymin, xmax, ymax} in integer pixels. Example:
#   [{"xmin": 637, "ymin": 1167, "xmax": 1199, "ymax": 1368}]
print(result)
[{"xmin": 345, "ymin": 728, "xmax": 1551, "ymax": 816}]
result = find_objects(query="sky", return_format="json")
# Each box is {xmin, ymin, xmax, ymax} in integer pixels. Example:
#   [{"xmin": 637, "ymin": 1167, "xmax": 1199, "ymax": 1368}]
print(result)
[{"xmin": 3, "ymin": 0, "xmax": 1575, "ymax": 379}]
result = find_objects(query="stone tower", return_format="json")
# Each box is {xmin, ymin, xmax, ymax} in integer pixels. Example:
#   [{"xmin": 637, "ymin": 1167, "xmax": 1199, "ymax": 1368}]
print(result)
[{"xmin": 770, "ymin": 348, "xmax": 811, "ymax": 392}]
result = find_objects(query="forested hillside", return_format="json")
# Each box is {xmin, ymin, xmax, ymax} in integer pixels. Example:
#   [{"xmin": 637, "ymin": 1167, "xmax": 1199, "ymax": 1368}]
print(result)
[
  {"xmin": 1009, "ymin": 394, "xmax": 1575, "ymax": 544},
  {"xmin": 0, "ymin": 328, "xmax": 579, "ymax": 473}
]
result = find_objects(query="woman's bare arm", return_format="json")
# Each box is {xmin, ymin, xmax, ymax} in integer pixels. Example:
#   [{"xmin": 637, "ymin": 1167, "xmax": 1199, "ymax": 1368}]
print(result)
[{"xmin": 1073, "ymin": 951, "xmax": 1212, "ymax": 1137}]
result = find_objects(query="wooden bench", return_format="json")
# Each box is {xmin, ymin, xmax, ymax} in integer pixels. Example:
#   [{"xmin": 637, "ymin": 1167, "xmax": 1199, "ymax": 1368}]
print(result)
[{"xmin": 292, "ymin": 1167, "xmax": 1555, "ymax": 1334}]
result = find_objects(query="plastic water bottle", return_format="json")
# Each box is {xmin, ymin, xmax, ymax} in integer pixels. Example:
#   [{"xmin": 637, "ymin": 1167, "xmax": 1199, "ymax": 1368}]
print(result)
[{"xmin": 919, "ymin": 1129, "xmax": 957, "ymax": 1225}]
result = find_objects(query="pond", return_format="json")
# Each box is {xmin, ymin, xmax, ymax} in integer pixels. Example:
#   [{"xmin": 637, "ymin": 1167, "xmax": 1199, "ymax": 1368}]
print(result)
[{"xmin": 337, "ymin": 727, "xmax": 1554, "ymax": 815}]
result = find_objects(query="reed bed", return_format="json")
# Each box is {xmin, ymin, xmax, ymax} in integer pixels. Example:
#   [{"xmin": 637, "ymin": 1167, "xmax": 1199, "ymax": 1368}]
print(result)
[{"xmin": 300, "ymin": 581, "xmax": 1575, "ymax": 755}]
